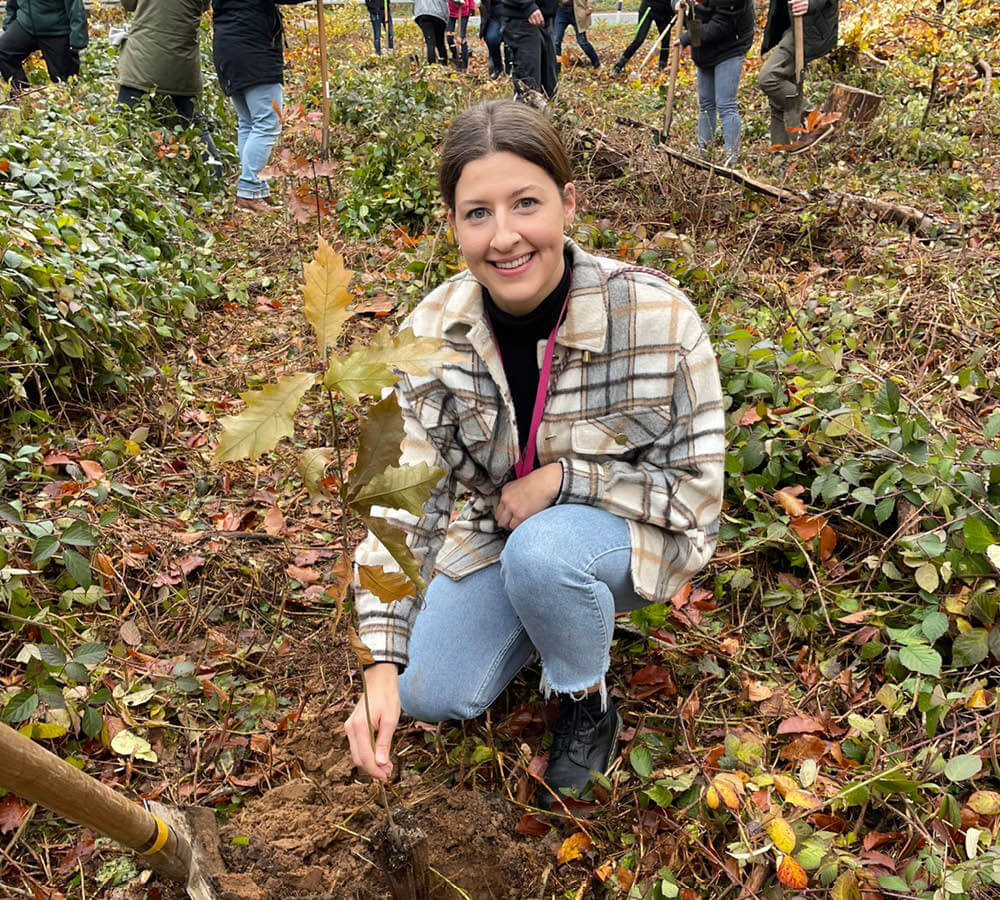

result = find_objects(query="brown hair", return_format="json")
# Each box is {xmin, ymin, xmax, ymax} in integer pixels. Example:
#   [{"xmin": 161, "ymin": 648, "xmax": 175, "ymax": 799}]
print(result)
[{"xmin": 438, "ymin": 101, "xmax": 573, "ymax": 210}]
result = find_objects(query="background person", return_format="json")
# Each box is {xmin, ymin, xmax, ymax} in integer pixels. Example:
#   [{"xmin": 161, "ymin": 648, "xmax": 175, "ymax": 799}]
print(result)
[
  {"xmin": 116, "ymin": 0, "xmax": 221, "ymax": 177},
  {"xmin": 210, "ymin": 0, "xmax": 310, "ymax": 213},
  {"xmin": 365, "ymin": 0, "xmax": 394, "ymax": 56},
  {"xmin": 676, "ymin": 0, "xmax": 754, "ymax": 165},
  {"xmin": 344, "ymin": 100, "xmax": 724, "ymax": 810},
  {"xmin": 479, "ymin": 0, "xmax": 510, "ymax": 79},
  {"xmin": 610, "ymin": 0, "xmax": 672, "ymax": 77},
  {"xmin": 0, "ymin": 0, "xmax": 87, "ymax": 95},
  {"xmin": 502, "ymin": 0, "xmax": 558, "ymax": 97},
  {"xmin": 446, "ymin": 0, "xmax": 474, "ymax": 69},
  {"xmin": 758, "ymin": 0, "xmax": 839, "ymax": 145},
  {"xmin": 553, "ymin": 0, "xmax": 600, "ymax": 71},
  {"xmin": 414, "ymin": 0, "xmax": 449, "ymax": 65}
]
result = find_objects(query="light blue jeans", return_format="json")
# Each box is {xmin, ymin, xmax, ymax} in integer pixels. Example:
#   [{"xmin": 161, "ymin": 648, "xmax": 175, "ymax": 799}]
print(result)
[
  {"xmin": 696, "ymin": 54, "xmax": 744, "ymax": 165},
  {"xmin": 230, "ymin": 83, "xmax": 283, "ymax": 199},
  {"xmin": 398, "ymin": 505, "xmax": 647, "ymax": 722}
]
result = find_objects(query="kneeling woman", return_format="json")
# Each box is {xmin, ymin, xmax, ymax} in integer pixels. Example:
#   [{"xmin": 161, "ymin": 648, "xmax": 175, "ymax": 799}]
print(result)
[{"xmin": 345, "ymin": 101, "xmax": 724, "ymax": 809}]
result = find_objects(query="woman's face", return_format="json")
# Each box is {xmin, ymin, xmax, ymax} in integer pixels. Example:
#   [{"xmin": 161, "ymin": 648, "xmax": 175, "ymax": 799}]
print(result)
[{"xmin": 449, "ymin": 151, "xmax": 576, "ymax": 317}]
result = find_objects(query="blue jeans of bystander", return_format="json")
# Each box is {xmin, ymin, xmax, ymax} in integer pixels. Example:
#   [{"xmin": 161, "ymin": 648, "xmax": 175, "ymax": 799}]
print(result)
[
  {"xmin": 398, "ymin": 505, "xmax": 647, "ymax": 722},
  {"xmin": 230, "ymin": 83, "xmax": 283, "ymax": 199},
  {"xmin": 696, "ymin": 54, "xmax": 744, "ymax": 165}
]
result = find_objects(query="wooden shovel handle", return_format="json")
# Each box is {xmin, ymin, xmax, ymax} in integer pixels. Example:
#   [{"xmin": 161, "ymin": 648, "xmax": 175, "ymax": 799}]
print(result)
[
  {"xmin": 793, "ymin": 14, "xmax": 804, "ymax": 85},
  {"xmin": 661, "ymin": 5, "xmax": 684, "ymax": 141},
  {"xmin": 0, "ymin": 723, "xmax": 190, "ymax": 883}
]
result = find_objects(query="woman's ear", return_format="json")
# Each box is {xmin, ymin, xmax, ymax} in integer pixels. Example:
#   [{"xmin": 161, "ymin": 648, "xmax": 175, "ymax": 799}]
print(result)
[{"xmin": 561, "ymin": 183, "xmax": 577, "ymax": 229}]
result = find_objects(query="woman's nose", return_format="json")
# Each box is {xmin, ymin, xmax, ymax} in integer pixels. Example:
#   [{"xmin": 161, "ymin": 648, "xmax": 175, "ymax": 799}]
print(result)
[{"xmin": 490, "ymin": 213, "xmax": 520, "ymax": 253}]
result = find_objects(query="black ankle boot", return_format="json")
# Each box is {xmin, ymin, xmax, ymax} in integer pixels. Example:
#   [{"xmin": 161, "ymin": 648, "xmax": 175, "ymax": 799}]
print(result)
[{"xmin": 537, "ymin": 693, "xmax": 621, "ymax": 810}]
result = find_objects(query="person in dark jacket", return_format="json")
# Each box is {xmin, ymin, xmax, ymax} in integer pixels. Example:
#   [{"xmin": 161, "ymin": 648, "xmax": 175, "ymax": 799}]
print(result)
[
  {"xmin": 553, "ymin": 0, "xmax": 599, "ymax": 70},
  {"xmin": 365, "ymin": 0, "xmax": 393, "ymax": 56},
  {"xmin": 757, "ymin": 0, "xmax": 838, "ymax": 145},
  {"xmin": 0, "ymin": 0, "xmax": 87, "ymax": 94},
  {"xmin": 414, "ymin": 0, "xmax": 448, "ymax": 65},
  {"xmin": 211, "ymin": 0, "xmax": 309, "ymax": 212},
  {"xmin": 610, "ymin": 0, "xmax": 672, "ymax": 76},
  {"xmin": 676, "ymin": 0, "xmax": 754, "ymax": 165},
  {"xmin": 479, "ymin": 0, "xmax": 509, "ymax": 79},
  {"xmin": 117, "ymin": 0, "xmax": 220, "ymax": 174},
  {"xmin": 502, "ymin": 0, "xmax": 558, "ymax": 97}
]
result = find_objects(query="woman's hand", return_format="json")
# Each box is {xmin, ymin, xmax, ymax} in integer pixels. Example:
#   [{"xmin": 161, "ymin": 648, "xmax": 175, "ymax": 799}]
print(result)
[
  {"xmin": 344, "ymin": 663, "xmax": 400, "ymax": 781},
  {"xmin": 496, "ymin": 462, "xmax": 563, "ymax": 530},
  {"xmin": 789, "ymin": 0, "xmax": 808, "ymax": 15},
  {"xmin": 528, "ymin": 8, "xmax": 544, "ymax": 25}
]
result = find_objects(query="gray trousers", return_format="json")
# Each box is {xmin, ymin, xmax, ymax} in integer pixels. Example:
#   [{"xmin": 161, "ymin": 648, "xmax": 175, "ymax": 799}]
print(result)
[{"xmin": 757, "ymin": 28, "xmax": 806, "ymax": 145}]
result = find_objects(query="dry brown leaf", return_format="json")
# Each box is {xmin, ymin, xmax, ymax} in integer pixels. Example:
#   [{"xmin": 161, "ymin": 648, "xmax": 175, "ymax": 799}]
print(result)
[
  {"xmin": 348, "ymin": 626, "xmax": 376, "ymax": 667},
  {"xmin": 286, "ymin": 564, "xmax": 320, "ymax": 585},
  {"xmin": 820, "ymin": 524, "xmax": 838, "ymax": 561},
  {"xmin": 775, "ymin": 487, "xmax": 807, "ymax": 517},
  {"xmin": 263, "ymin": 506, "xmax": 285, "ymax": 536},
  {"xmin": 747, "ymin": 680, "xmax": 774, "ymax": 701},
  {"xmin": 514, "ymin": 814, "xmax": 549, "ymax": 836},
  {"xmin": 358, "ymin": 565, "xmax": 415, "ymax": 605},
  {"xmin": 119, "ymin": 619, "xmax": 141, "ymax": 647},
  {"xmin": 776, "ymin": 715, "xmax": 825, "ymax": 735},
  {"xmin": 790, "ymin": 513, "xmax": 827, "ymax": 540},
  {"xmin": 557, "ymin": 831, "xmax": 592, "ymax": 865},
  {"xmin": 0, "ymin": 795, "xmax": 30, "ymax": 834}
]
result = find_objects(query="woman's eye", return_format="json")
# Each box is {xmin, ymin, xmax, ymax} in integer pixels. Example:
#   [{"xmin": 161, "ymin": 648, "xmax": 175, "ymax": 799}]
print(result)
[
  {"xmin": 516, "ymin": 197, "xmax": 537, "ymax": 210},
  {"xmin": 466, "ymin": 208, "xmax": 487, "ymax": 220}
]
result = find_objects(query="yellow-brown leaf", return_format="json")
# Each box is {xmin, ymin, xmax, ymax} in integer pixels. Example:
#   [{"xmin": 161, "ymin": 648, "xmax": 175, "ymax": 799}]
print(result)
[
  {"xmin": 831, "ymin": 870, "xmax": 861, "ymax": 900},
  {"xmin": 302, "ymin": 236, "xmax": 354, "ymax": 358},
  {"xmin": 773, "ymin": 774, "xmax": 798, "ymax": 798},
  {"xmin": 705, "ymin": 785, "xmax": 720, "ymax": 809},
  {"xmin": 785, "ymin": 788, "xmax": 821, "ymax": 809},
  {"xmin": 358, "ymin": 564, "xmax": 415, "ymax": 604},
  {"xmin": 347, "ymin": 626, "xmax": 375, "ymax": 667},
  {"xmin": 775, "ymin": 488, "xmax": 807, "ymax": 517},
  {"xmin": 557, "ymin": 831, "xmax": 592, "ymax": 865},
  {"xmin": 776, "ymin": 855, "xmax": 808, "ymax": 889},
  {"xmin": 766, "ymin": 817, "xmax": 796, "ymax": 854}
]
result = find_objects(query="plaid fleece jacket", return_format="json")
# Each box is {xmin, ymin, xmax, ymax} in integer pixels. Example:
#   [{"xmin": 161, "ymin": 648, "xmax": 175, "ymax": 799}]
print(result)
[{"xmin": 355, "ymin": 239, "xmax": 725, "ymax": 667}]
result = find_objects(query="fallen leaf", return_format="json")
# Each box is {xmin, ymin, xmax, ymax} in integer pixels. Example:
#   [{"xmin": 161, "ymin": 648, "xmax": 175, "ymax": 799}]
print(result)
[
  {"xmin": 767, "ymin": 816, "xmax": 796, "ymax": 853},
  {"xmin": 150, "ymin": 554, "xmax": 206, "ymax": 587},
  {"xmin": 263, "ymin": 506, "xmax": 285, "ymax": 536},
  {"xmin": 630, "ymin": 664, "xmax": 677, "ymax": 699},
  {"xmin": 557, "ymin": 831, "xmax": 592, "ymax": 865},
  {"xmin": 777, "ymin": 854, "xmax": 809, "ymax": 889},
  {"xmin": 785, "ymin": 788, "xmax": 821, "ymax": 809},
  {"xmin": 119, "ymin": 619, "xmax": 141, "ymax": 647},
  {"xmin": 968, "ymin": 791, "xmax": 1000, "ymax": 815},
  {"xmin": 776, "ymin": 715, "xmax": 825, "ymax": 735},
  {"xmin": 286, "ymin": 564, "xmax": 320, "ymax": 585},
  {"xmin": 514, "ymin": 813, "xmax": 549, "ymax": 836},
  {"xmin": 747, "ymin": 680, "xmax": 774, "ymax": 701},
  {"xmin": 0, "ymin": 795, "xmax": 30, "ymax": 834},
  {"xmin": 791, "ymin": 513, "xmax": 827, "ymax": 541},
  {"xmin": 775, "ymin": 487, "xmax": 807, "ymax": 517},
  {"xmin": 819, "ymin": 524, "xmax": 838, "ymax": 562},
  {"xmin": 739, "ymin": 406, "xmax": 762, "ymax": 426}
]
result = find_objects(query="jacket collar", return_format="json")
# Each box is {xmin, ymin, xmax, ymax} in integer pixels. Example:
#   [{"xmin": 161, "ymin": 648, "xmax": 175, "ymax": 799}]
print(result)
[{"xmin": 440, "ymin": 237, "xmax": 609, "ymax": 354}]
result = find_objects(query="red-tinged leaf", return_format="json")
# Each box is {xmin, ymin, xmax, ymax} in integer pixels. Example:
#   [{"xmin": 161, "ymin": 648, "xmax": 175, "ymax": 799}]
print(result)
[
  {"xmin": 778, "ymin": 734, "xmax": 827, "ymax": 762},
  {"xmin": 791, "ymin": 513, "xmax": 827, "ymax": 540},
  {"xmin": 228, "ymin": 771, "xmax": 263, "ymax": 788},
  {"xmin": 777, "ymin": 715, "xmax": 825, "ymax": 735},
  {"xmin": 777, "ymin": 855, "xmax": 808, "ymax": 889},
  {"xmin": 263, "ymin": 506, "xmax": 285, "ymax": 536},
  {"xmin": 811, "ymin": 812, "xmax": 850, "ymax": 833},
  {"xmin": 630, "ymin": 664, "xmax": 677, "ymax": 699},
  {"xmin": 670, "ymin": 581, "xmax": 691, "ymax": 608},
  {"xmin": 286, "ymin": 564, "xmax": 320, "ymax": 584},
  {"xmin": 55, "ymin": 832, "xmax": 96, "ymax": 875},
  {"xmin": 527, "ymin": 755, "xmax": 548, "ymax": 779},
  {"xmin": 820, "ymin": 524, "xmax": 838, "ymax": 561},
  {"xmin": 79, "ymin": 459, "xmax": 104, "ymax": 481},
  {"xmin": 861, "ymin": 849, "xmax": 898, "ymax": 870},
  {"xmin": 863, "ymin": 831, "xmax": 905, "ymax": 851},
  {"xmin": 354, "ymin": 292, "xmax": 396, "ymax": 317},
  {"xmin": 739, "ymin": 406, "xmax": 763, "ymax": 426},
  {"xmin": 43, "ymin": 452, "xmax": 77, "ymax": 466},
  {"xmin": 0, "ymin": 795, "xmax": 30, "ymax": 834},
  {"xmin": 216, "ymin": 509, "xmax": 256, "ymax": 532},
  {"xmin": 838, "ymin": 609, "xmax": 877, "ymax": 624},
  {"xmin": 495, "ymin": 705, "xmax": 538, "ymax": 736},
  {"xmin": 514, "ymin": 814, "xmax": 550, "ymax": 836},
  {"xmin": 151, "ymin": 554, "xmax": 206, "ymax": 587},
  {"xmin": 775, "ymin": 487, "xmax": 807, "ymax": 517},
  {"xmin": 557, "ymin": 831, "xmax": 592, "ymax": 865}
]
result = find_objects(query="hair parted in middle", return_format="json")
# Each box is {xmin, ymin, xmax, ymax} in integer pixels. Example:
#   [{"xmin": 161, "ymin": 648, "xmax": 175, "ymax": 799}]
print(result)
[{"xmin": 438, "ymin": 101, "xmax": 573, "ymax": 210}]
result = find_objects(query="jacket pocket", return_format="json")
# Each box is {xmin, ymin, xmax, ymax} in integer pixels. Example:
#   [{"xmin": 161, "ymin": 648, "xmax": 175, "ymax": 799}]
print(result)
[
  {"xmin": 570, "ymin": 408, "xmax": 670, "ymax": 457},
  {"xmin": 456, "ymin": 406, "xmax": 498, "ymax": 444}
]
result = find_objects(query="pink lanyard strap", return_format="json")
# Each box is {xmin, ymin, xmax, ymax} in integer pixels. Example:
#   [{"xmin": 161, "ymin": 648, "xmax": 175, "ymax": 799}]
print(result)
[{"xmin": 491, "ymin": 290, "xmax": 571, "ymax": 480}]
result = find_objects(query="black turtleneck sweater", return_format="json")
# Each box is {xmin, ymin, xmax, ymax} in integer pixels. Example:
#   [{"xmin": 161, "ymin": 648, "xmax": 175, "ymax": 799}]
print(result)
[{"xmin": 483, "ymin": 250, "xmax": 572, "ymax": 456}]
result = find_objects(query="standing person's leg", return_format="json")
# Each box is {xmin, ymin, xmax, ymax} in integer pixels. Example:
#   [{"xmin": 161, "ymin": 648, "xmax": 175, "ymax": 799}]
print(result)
[
  {"xmin": 235, "ymin": 82, "xmax": 282, "ymax": 202},
  {"xmin": 484, "ymin": 18, "xmax": 503, "ymax": 76},
  {"xmin": 369, "ymin": 13, "xmax": 382, "ymax": 54},
  {"xmin": 229, "ymin": 91, "xmax": 252, "ymax": 169},
  {"xmin": 415, "ymin": 16, "xmax": 436, "ymax": 63},
  {"xmin": 612, "ymin": 0, "xmax": 653, "ymax": 73},
  {"xmin": 116, "ymin": 84, "xmax": 146, "ymax": 108},
  {"xmin": 696, "ymin": 63, "xmax": 717, "ymax": 156},
  {"xmin": 552, "ymin": 6, "xmax": 571, "ymax": 63},
  {"xmin": 504, "ymin": 16, "xmax": 543, "ymax": 96},
  {"xmin": 652, "ymin": 7, "xmax": 673, "ymax": 70},
  {"xmin": 172, "ymin": 94, "xmax": 223, "ymax": 178},
  {"xmin": 398, "ymin": 505, "xmax": 644, "ymax": 722},
  {"xmin": 574, "ymin": 15, "xmax": 600, "ymax": 68},
  {"xmin": 37, "ymin": 33, "xmax": 80, "ymax": 83},
  {"xmin": 540, "ymin": 16, "xmax": 557, "ymax": 95},
  {"xmin": 386, "ymin": 4, "xmax": 394, "ymax": 51},
  {"xmin": 757, "ymin": 28, "xmax": 800, "ymax": 145},
  {"xmin": 714, "ymin": 54, "xmax": 744, "ymax": 165},
  {"xmin": 446, "ymin": 15, "xmax": 458, "ymax": 63},
  {"xmin": 433, "ymin": 18, "xmax": 448, "ymax": 63},
  {"xmin": 458, "ymin": 14, "xmax": 469, "ymax": 68},
  {"xmin": 0, "ymin": 20, "xmax": 39, "ymax": 93}
]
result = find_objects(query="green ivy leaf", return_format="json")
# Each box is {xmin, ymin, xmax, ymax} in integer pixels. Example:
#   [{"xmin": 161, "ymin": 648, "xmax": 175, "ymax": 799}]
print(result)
[
  {"xmin": 72, "ymin": 642, "xmax": 107, "ymax": 667},
  {"xmin": 898, "ymin": 644, "xmax": 942, "ymax": 676},
  {"xmin": 914, "ymin": 563, "xmax": 939, "ymax": 593},
  {"xmin": 963, "ymin": 517, "xmax": 997, "ymax": 553},
  {"xmin": 2, "ymin": 690, "xmax": 39, "ymax": 724},
  {"xmin": 62, "ymin": 547, "xmax": 92, "ymax": 587},
  {"xmin": 630, "ymin": 746, "xmax": 652, "ymax": 779},
  {"xmin": 943, "ymin": 754, "xmax": 982, "ymax": 783},
  {"xmin": 920, "ymin": 611, "xmax": 949, "ymax": 643},
  {"xmin": 60, "ymin": 519, "xmax": 97, "ymax": 547}
]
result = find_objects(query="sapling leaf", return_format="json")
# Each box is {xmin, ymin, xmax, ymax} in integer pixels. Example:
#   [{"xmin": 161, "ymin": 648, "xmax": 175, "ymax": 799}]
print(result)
[
  {"xmin": 215, "ymin": 372, "xmax": 314, "ymax": 462},
  {"xmin": 358, "ymin": 565, "xmax": 416, "ymax": 604},
  {"xmin": 350, "ymin": 462, "xmax": 445, "ymax": 518},
  {"xmin": 302, "ymin": 236, "xmax": 354, "ymax": 358},
  {"xmin": 348, "ymin": 393, "xmax": 405, "ymax": 499},
  {"xmin": 298, "ymin": 447, "xmax": 335, "ymax": 502},
  {"xmin": 348, "ymin": 626, "xmax": 376, "ymax": 666},
  {"xmin": 363, "ymin": 516, "xmax": 424, "ymax": 589}
]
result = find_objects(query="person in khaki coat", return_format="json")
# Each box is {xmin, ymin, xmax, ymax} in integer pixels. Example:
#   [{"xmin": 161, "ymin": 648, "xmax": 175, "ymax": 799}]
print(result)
[
  {"xmin": 553, "ymin": 0, "xmax": 600, "ymax": 69},
  {"xmin": 116, "ymin": 0, "xmax": 219, "ymax": 173}
]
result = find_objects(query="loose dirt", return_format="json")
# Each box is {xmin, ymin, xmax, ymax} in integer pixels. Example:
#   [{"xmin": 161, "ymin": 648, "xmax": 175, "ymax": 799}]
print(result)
[{"xmin": 217, "ymin": 713, "xmax": 550, "ymax": 899}]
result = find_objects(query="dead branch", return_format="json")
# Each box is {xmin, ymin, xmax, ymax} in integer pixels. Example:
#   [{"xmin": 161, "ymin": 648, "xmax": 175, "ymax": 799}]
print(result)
[{"xmin": 974, "ymin": 54, "xmax": 993, "ymax": 96}]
